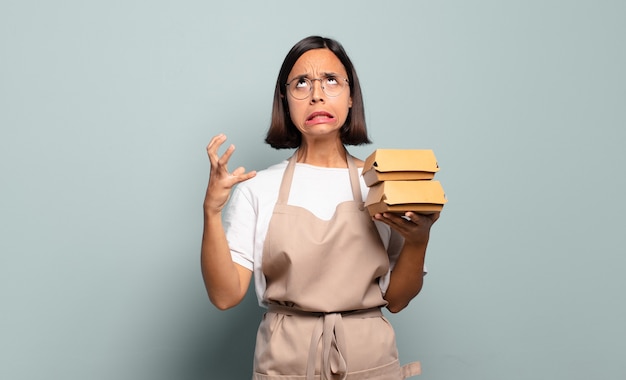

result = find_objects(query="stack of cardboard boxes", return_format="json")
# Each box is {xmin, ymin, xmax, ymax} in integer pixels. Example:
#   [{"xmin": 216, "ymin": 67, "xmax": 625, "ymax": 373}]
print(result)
[{"xmin": 362, "ymin": 149, "xmax": 447, "ymax": 216}]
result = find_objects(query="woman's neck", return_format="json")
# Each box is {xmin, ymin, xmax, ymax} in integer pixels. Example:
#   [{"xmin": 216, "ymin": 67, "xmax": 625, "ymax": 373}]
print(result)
[{"xmin": 296, "ymin": 139, "xmax": 347, "ymax": 168}]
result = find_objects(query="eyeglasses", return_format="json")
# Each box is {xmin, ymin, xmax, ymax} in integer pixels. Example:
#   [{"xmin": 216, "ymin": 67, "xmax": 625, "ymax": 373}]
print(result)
[{"xmin": 285, "ymin": 75, "xmax": 349, "ymax": 100}]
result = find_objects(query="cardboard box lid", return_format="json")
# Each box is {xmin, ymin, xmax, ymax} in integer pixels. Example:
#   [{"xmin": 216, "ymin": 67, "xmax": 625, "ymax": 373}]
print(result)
[
  {"xmin": 362, "ymin": 149, "xmax": 439, "ymax": 175},
  {"xmin": 365, "ymin": 180, "xmax": 447, "ymax": 207}
]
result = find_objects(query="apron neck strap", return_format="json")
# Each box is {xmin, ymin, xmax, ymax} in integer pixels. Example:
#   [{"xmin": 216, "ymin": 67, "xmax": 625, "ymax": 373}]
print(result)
[{"xmin": 346, "ymin": 154, "xmax": 363, "ymax": 204}]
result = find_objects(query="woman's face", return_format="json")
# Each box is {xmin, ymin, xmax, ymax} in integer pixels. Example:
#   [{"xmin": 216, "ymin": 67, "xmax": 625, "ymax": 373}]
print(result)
[{"xmin": 285, "ymin": 48, "xmax": 352, "ymax": 142}]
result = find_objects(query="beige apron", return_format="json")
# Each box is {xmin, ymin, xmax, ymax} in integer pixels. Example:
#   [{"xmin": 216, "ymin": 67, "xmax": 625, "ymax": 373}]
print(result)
[{"xmin": 253, "ymin": 153, "xmax": 421, "ymax": 380}]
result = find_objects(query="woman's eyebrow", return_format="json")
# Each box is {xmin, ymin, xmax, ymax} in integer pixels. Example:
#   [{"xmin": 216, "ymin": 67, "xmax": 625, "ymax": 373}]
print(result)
[
  {"xmin": 287, "ymin": 73, "xmax": 310, "ymax": 82},
  {"xmin": 287, "ymin": 71, "xmax": 342, "ymax": 83}
]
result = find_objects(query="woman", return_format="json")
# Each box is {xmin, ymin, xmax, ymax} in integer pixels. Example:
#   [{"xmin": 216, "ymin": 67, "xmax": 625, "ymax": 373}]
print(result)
[{"xmin": 202, "ymin": 36, "xmax": 439, "ymax": 379}]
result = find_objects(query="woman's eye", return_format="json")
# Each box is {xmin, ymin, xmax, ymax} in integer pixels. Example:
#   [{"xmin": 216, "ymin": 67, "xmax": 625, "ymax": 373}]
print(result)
[
  {"xmin": 295, "ymin": 79, "xmax": 309, "ymax": 88},
  {"xmin": 325, "ymin": 77, "xmax": 339, "ymax": 85}
]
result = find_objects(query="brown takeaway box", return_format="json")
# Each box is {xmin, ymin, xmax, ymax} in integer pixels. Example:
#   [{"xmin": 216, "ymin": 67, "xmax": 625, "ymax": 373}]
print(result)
[
  {"xmin": 364, "ymin": 180, "xmax": 447, "ymax": 216},
  {"xmin": 362, "ymin": 149, "xmax": 439, "ymax": 187}
]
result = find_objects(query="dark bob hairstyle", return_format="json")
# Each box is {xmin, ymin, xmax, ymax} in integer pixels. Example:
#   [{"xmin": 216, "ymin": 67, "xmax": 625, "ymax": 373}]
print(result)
[{"xmin": 265, "ymin": 36, "xmax": 371, "ymax": 149}]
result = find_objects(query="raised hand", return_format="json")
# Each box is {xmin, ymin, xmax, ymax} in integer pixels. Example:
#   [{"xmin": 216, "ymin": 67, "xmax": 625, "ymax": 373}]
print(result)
[{"xmin": 204, "ymin": 134, "xmax": 256, "ymax": 214}]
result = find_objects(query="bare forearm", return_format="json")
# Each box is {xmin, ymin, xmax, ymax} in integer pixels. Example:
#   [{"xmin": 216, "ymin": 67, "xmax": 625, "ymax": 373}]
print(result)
[
  {"xmin": 201, "ymin": 210, "xmax": 248, "ymax": 310},
  {"xmin": 384, "ymin": 242, "xmax": 427, "ymax": 313},
  {"xmin": 374, "ymin": 211, "xmax": 439, "ymax": 313},
  {"xmin": 201, "ymin": 134, "xmax": 256, "ymax": 310}
]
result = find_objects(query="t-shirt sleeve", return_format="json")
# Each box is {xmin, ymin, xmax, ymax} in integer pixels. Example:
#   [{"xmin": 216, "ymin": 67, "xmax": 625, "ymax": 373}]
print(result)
[{"xmin": 223, "ymin": 186, "xmax": 256, "ymax": 271}]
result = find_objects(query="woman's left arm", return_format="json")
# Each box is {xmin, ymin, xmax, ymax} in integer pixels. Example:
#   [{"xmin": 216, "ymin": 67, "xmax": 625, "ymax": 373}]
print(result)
[{"xmin": 375, "ymin": 211, "xmax": 440, "ymax": 313}]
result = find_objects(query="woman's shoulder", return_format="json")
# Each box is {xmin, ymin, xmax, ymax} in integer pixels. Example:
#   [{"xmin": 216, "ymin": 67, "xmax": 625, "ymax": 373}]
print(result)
[
  {"xmin": 253, "ymin": 160, "xmax": 288, "ymax": 180},
  {"xmin": 235, "ymin": 160, "xmax": 288, "ymax": 194}
]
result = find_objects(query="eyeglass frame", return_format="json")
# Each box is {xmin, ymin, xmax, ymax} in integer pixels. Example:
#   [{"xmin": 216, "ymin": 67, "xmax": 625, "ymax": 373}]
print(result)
[{"xmin": 284, "ymin": 75, "xmax": 350, "ymax": 100}]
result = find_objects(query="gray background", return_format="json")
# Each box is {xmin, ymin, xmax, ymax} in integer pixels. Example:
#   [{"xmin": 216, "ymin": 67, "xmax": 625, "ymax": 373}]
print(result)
[{"xmin": 1, "ymin": 1, "xmax": 625, "ymax": 379}]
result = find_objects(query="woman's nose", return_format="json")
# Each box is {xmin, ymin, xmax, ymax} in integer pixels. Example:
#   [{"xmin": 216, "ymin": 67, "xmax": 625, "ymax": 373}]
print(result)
[{"xmin": 310, "ymin": 79, "xmax": 325, "ymax": 103}]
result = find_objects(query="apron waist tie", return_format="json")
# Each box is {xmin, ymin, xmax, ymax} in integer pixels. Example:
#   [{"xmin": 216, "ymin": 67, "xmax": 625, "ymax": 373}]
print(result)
[{"xmin": 267, "ymin": 305, "xmax": 383, "ymax": 380}]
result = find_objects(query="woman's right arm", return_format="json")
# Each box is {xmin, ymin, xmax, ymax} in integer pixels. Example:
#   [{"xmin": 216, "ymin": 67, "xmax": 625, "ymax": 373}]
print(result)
[{"xmin": 201, "ymin": 134, "xmax": 256, "ymax": 310}]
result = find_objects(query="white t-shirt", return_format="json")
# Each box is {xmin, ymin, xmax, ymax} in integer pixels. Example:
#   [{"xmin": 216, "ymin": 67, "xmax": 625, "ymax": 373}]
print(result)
[{"xmin": 223, "ymin": 160, "xmax": 406, "ymax": 307}]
